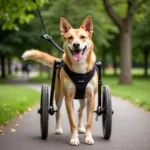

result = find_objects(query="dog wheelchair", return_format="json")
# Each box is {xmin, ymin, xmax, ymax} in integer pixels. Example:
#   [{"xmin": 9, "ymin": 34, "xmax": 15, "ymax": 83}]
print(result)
[
  {"xmin": 32, "ymin": 0, "xmax": 113, "ymax": 142},
  {"xmin": 38, "ymin": 60, "xmax": 113, "ymax": 140}
]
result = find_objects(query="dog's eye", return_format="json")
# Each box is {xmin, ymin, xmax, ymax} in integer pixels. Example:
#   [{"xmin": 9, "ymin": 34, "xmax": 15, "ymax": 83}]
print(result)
[
  {"xmin": 80, "ymin": 35, "xmax": 85, "ymax": 39},
  {"xmin": 68, "ymin": 36, "xmax": 73, "ymax": 40}
]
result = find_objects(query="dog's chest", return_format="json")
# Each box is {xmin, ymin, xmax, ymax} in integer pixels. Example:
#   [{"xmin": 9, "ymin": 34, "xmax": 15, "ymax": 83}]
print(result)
[
  {"xmin": 71, "ymin": 62, "xmax": 87, "ymax": 74},
  {"xmin": 61, "ymin": 62, "xmax": 96, "ymax": 99}
]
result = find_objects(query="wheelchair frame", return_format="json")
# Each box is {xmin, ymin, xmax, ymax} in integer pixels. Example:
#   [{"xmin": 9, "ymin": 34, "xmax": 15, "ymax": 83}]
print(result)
[{"xmin": 38, "ymin": 60, "xmax": 113, "ymax": 140}]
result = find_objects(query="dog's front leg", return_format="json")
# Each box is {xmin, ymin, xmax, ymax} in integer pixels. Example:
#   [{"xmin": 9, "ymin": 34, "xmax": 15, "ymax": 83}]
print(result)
[
  {"xmin": 55, "ymin": 91, "xmax": 63, "ymax": 134},
  {"xmin": 78, "ymin": 99, "xmax": 86, "ymax": 134},
  {"xmin": 65, "ymin": 98, "xmax": 79, "ymax": 146},
  {"xmin": 85, "ymin": 95, "xmax": 96, "ymax": 145},
  {"xmin": 55, "ymin": 77, "xmax": 63, "ymax": 134}
]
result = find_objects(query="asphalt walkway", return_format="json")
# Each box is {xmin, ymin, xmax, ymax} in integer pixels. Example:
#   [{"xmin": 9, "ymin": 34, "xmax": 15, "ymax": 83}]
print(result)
[{"xmin": 0, "ymin": 74, "xmax": 150, "ymax": 150}]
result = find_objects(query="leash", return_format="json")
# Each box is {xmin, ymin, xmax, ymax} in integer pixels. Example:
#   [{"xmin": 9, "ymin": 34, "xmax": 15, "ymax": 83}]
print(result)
[{"xmin": 32, "ymin": 0, "xmax": 64, "ymax": 53}]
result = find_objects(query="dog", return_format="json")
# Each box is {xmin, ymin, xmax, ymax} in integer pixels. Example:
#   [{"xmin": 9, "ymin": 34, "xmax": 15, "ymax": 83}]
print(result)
[{"xmin": 22, "ymin": 16, "xmax": 98, "ymax": 145}]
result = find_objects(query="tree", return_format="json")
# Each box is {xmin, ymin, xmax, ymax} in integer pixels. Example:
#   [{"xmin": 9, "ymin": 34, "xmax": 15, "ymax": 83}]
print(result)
[
  {"xmin": 0, "ymin": 18, "xmax": 42, "ymax": 78},
  {"xmin": 0, "ymin": 0, "xmax": 48, "ymax": 78},
  {"xmin": 0, "ymin": 0, "xmax": 48, "ymax": 30},
  {"xmin": 133, "ymin": 4, "xmax": 150, "ymax": 76},
  {"xmin": 103, "ymin": 0, "xmax": 148, "ymax": 84},
  {"xmin": 0, "ymin": 27, "xmax": 14, "ymax": 78}
]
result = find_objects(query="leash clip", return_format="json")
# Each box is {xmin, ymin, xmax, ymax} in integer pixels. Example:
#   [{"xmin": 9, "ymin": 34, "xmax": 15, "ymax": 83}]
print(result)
[{"xmin": 41, "ymin": 34, "xmax": 52, "ymax": 40}]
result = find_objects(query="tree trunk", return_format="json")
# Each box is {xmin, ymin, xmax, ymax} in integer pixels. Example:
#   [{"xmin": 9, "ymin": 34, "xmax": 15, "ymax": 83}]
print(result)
[
  {"xmin": 119, "ymin": 28, "xmax": 132, "ymax": 84},
  {"xmin": 143, "ymin": 49, "xmax": 149, "ymax": 77},
  {"xmin": 102, "ymin": 0, "xmax": 137, "ymax": 84},
  {"xmin": 7, "ymin": 57, "xmax": 12, "ymax": 75},
  {"xmin": 1, "ymin": 55, "xmax": 6, "ymax": 78}
]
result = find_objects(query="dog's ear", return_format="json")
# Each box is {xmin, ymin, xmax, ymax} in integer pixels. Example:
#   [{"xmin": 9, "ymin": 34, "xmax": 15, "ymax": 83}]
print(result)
[
  {"xmin": 80, "ymin": 16, "xmax": 93, "ymax": 36},
  {"xmin": 60, "ymin": 17, "xmax": 72, "ymax": 36}
]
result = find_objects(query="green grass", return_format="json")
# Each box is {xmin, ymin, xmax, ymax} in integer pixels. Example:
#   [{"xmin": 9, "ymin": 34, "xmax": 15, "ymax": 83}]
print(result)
[
  {"xmin": 29, "ymin": 72, "xmax": 51, "ymax": 84},
  {"xmin": 103, "ymin": 75, "xmax": 150, "ymax": 111},
  {"xmin": 105, "ymin": 68, "xmax": 150, "ymax": 76},
  {"xmin": 0, "ymin": 85, "xmax": 40, "ymax": 125},
  {"xmin": 0, "ymin": 75, "xmax": 15, "ymax": 84}
]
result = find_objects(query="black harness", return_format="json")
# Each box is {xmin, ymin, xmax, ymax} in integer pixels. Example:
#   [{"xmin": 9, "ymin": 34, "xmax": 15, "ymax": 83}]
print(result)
[{"xmin": 58, "ymin": 62, "xmax": 98, "ymax": 99}]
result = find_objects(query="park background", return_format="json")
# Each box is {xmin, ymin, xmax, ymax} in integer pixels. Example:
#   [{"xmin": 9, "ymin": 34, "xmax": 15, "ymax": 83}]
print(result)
[{"xmin": 0, "ymin": 0, "xmax": 150, "ymax": 126}]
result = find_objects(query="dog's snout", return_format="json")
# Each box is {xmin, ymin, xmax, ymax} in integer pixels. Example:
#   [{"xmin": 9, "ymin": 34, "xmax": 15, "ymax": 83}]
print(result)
[{"xmin": 73, "ymin": 43, "xmax": 80, "ymax": 49}]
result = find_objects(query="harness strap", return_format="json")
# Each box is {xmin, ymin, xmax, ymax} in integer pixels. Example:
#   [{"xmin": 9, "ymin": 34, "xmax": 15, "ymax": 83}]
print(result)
[{"xmin": 62, "ymin": 63, "xmax": 96, "ymax": 99}]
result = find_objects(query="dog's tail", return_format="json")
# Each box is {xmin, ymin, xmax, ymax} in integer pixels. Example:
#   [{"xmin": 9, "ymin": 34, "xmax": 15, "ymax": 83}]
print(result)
[{"xmin": 22, "ymin": 49, "xmax": 61, "ymax": 68}]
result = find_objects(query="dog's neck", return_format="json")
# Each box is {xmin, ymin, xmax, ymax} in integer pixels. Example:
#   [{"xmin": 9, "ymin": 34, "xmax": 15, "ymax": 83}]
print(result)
[{"xmin": 62, "ymin": 48, "xmax": 96, "ymax": 74}]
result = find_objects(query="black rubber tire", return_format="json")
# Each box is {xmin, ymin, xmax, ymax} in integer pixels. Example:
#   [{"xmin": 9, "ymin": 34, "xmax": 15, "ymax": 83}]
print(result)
[
  {"xmin": 40, "ymin": 84, "xmax": 49, "ymax": 140},
  {"xmin": 102, "ymin": 85, "xmax": 112, "ymax": 140}
]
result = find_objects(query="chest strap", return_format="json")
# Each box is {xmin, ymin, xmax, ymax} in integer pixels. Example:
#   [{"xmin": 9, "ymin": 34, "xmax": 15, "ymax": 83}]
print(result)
[{"xmin": 62, "ymin": 63, "xmax": 96, "ymax": 99}]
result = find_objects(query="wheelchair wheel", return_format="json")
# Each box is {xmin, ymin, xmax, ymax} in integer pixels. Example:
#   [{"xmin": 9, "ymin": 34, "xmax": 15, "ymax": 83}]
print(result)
[
  {"xmin": 40, "ymin": 84, "xmax": 49, "ymax": 139},
  {"xmin": 102, "ymin": 85, "xmax": 112, "ymax": 140}
]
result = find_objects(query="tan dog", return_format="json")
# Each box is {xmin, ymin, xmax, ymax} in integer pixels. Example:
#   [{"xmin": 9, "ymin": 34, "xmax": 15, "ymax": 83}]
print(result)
[{"xmin": 22, "ymin": 16, "xmax": 98, "ymax": 145}]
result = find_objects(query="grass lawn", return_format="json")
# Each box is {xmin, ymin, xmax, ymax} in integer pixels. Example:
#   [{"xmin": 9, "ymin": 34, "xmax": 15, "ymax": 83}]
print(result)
[
  {"xmin": 103, "ymin": 75, "xmax": 150, "ymax": 111},
  {"xmin": 0, "ymin": 75, "xmax": 15, "ymax": 84},
  {"xmin": 29, "ymin": 72, "xmax": 51, "ymax": 84},
  {"xmin": 105, "ymin": 68, "xmax": 150, "ymax": 76},
  {"xmin": 0, "ymin": 85, "xmax": 40, "ymax": 125}
]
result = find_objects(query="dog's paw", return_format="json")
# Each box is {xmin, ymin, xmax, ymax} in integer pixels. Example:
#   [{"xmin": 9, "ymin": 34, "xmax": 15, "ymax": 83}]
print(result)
[
  {"xmin": 78, "ymin": 125, "xmax": 86, "ymax": 134},
  {"xmin": 85, "ymin": 135, "xmax": 94, "ymax": 145},
  {"xmin": 55, "ymin": 127, "xmax": 63, "ymax": 135},
  {"xmin": 70, "ymin": 136, "xmax": 80, "ymax": 146}
]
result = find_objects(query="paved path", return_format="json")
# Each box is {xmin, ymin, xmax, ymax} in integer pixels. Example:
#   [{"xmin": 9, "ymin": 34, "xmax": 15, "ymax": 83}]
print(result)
[{"xmin": 0, "ymin": 76, "xmax": 150, "ymax": 150}]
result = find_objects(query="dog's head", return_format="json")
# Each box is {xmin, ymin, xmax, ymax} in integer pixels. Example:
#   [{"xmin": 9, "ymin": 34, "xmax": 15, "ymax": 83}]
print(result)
[{"xmin": 60, "ymin": 16, "xmax": 93, "ymax": 62}]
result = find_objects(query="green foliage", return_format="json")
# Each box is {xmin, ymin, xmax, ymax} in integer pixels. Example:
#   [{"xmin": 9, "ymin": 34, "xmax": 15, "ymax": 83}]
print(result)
[
  {"xmin": 0, "ymin": 0, "xmax": 48, "ymax": 57},
  {"xmin": 106, "ymin": 0, "xmax": 149, "ymax": 20},
  {"xmin": 0, "ymin": 0, "xmax": 149, "ymax": 65},
  {"xmin": 0, "ymin": 0, "xmax": 48, "ymax": 30},
  {"xmin": 133, "ymin": 5, "xmax": 150, "ymax": 48},
  {"xmin": 133, "ymin": 4, "xmax": 150, "ymax": 63},
  {"xmin": 0, "ymin": 19, "xmax": 41, "ymax": 56}
]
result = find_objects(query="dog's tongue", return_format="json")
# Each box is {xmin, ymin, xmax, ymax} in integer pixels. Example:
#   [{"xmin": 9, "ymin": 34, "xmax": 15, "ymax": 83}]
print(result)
[{"xmin": 73, "ymin": 51, "xmax": 82, "ymax": 61}]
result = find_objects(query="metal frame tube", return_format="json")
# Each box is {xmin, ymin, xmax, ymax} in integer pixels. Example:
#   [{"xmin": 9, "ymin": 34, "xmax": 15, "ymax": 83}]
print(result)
[
  {"xmin": 96, "ymin": 62, "xmax": 102, "ymax": 108},
  {"xmin": 48, "ymin": 60, "xmax": 61, "ymax": 115},
  {"xmin": 49, "ymin": 60, "xmax": 61, "ymax": 107}
]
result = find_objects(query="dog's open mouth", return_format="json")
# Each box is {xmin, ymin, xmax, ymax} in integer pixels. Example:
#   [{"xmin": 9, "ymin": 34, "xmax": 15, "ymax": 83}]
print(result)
[
  {"xmin": 73, "ymin": 50, "xmax": 83, "ymax": 61},
  {"xmin": 72, "ymin": 46, "xmax": 87, "ymax": 61}
]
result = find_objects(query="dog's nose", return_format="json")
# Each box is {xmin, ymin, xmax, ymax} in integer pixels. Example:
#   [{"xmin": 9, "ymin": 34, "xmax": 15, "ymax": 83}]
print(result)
[{"xmin": 73, "ymin": 43, "xmax": 80, "ymax": 49}]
